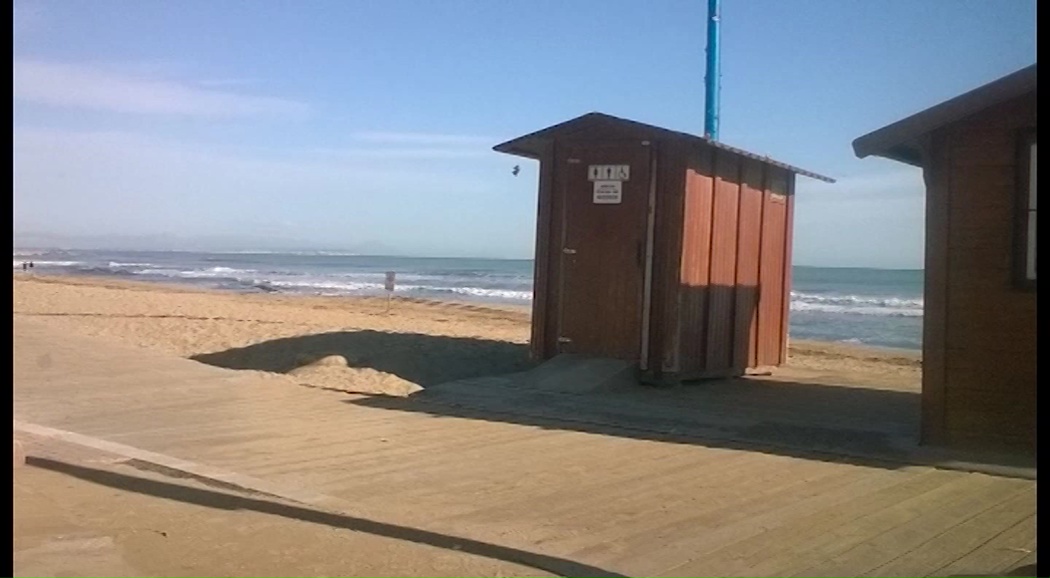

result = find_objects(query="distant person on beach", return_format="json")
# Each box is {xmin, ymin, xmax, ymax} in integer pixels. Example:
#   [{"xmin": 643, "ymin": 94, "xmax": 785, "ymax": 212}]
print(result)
[
  {"xmin": 28, "ymin": 261, "xmax": 34, "ymax": 269},
  {"xmin": 21, "ymin": 262, "xmax": 27, "ymax": 272}
]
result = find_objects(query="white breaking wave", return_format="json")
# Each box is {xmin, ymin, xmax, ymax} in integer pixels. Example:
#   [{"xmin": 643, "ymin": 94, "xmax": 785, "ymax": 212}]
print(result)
[
  {"xmin": 790, "ymin": 291, "xmax": 923, "ymax": 317},
  {"xmin": 133, "ymin": 266, "xmax": 257, "ymax": 278},
  {"xmin": 107, "ymin": 261, "xmax": 157, "ymax": 268},
  {"xmin": 267, "ymin": 279, "xmax": 385, "ymax": 292},
  {"xmin": 397, "ymin": 284, "xmax": 533, "ymax": 301}
]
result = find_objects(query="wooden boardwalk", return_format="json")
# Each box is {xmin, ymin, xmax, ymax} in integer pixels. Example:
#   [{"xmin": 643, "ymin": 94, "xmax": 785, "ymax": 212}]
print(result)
[{"xmin": 14, "ymin": 319, "xmax": 1036, "ymax": 577}]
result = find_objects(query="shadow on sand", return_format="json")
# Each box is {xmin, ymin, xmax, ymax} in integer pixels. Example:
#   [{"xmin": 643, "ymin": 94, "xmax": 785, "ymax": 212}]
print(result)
[{"xmin": 192, "ymin": 329, "xmax": 534, "ymax": 387}]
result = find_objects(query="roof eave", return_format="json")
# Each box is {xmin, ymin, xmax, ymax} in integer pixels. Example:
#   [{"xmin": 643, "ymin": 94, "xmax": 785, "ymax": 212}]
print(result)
[
  {"xmin": 852, "ymin": 63, "xmax": 1036, "ymax": 166},
  {"xmin": 853, "ymin": 139, "xmax": 925, "ymax": 168},
  {"xmin": 492, "ymin": 139, "xmax": 542, "ymax": 160}
]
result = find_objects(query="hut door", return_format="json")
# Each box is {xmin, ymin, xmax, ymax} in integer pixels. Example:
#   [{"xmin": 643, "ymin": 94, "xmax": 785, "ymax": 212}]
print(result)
[{"xmin": 557, "ymin": 142, "xmax": 652, "ymax": 361}]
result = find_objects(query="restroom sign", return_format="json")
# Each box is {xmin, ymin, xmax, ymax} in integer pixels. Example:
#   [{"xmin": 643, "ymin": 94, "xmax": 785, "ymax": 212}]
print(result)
[
  {"xmin": 593, "ymin": 180, "xmax": 623, "ymax": 204},
  {"xmin": 588, "ymin": 164, "xmax": 630, "ymax": 181}
]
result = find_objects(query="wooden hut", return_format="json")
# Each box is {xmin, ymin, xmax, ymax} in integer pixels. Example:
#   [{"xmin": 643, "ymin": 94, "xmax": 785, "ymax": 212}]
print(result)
[
  {"xmin": 495, "ymin": 112, "xmax": 833, "ymax": 383},
  {"xmin": 853, "ymin": 64, "xmax": 1037, "ymax": 452}
]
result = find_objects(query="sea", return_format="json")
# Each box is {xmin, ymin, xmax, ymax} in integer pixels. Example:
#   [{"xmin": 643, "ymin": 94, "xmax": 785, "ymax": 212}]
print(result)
[{"xmin": 13, "ymin": 249, "xmax": 924, "ymax": 351}]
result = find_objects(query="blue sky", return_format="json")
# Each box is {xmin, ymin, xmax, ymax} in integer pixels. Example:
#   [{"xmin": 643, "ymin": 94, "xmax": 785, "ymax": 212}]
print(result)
[{"xmin": 13, "ymin": 0, "xmax": 1036, "ymax": 267}]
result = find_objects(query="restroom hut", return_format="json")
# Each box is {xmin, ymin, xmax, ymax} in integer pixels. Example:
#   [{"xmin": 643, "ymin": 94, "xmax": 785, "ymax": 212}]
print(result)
[
  {"xmin": 853, "ymin": 64, "xmax": 1037, "ymax": 452},
  {"xmin": 495, "ymin": 112, "xmax": 833, "ymax": 383}
]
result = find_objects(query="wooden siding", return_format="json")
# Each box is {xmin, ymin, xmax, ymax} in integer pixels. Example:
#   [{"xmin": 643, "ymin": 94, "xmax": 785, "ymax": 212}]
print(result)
[
  {"xmin": 920, "ymin": 130, "xmax": 950, "ymax": 447},
  {"xmin": 933, "ymin": 93, "xmax": 1037, "ymax": 451},
  {"xmin": 677, "ymin": 147, "xmax": 792, "ymax": 377},
  {"xmin": 756, "ymin": 169, "xmax": 789, "ymax": 368},
  {"xmin": 780, "ymin": 176, "xmax": 797, "ymax": 365},
  {"xmin": 677, "ymin": 148, "xmax": 715, "ymax": 375},
  {"xmin": 651, "ymin": 140, "xmax": 688, "ymax": 375},
  {"xmin": 734, "ymin": 161, "xmax": 765, "ymax": 369},
  {"xmin": 521, "ymin": 119, "xmax": 800, "ymax": 382},
  {"xmin": 705, "ymin": 151, "xmax": 742, "ymax": 371},
  {"xmin": 530, "ymin": 142, "xmax": 556, "ymax": 360}
]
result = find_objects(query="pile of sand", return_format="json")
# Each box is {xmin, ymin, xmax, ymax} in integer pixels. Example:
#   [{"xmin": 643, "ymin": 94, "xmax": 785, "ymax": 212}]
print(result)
[{"xmin": 287, "ymin": 354, "xmax": 423, "ymax": 397}]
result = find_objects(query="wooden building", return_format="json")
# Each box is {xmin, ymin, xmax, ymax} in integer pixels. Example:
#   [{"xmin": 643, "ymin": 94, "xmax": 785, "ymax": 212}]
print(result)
[
  {"xmin": 853, "ymin": 64, "xmax": 1037, "ymax": 452},
  {"xmin": 495, "ymin": 113, "xmax": 833, "ymax": 383}
]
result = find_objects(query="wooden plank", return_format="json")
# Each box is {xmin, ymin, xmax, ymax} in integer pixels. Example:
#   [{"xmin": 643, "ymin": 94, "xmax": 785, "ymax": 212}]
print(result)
[
  {"xmin": 780, "ymin": 174, "xmax": 796, "ymax": 365},
  {"xmin": 755, "ymin": 170, "xmax": 787, "ymax": 368},
  {"xmin": 947, "ymin": 293, "xmax": 1037, "ymax": 316},
  {"xmin": 733, "ymin": 160, "xmax": 764, "ymax": 369},
  {"xmin": 951, "ymin": 134, "xmax": 1021, "ymax": 167},
  {"xmin": 618, "ymin": 467, "xmax": 912, "ymax": 576},
  {"xmin": 943, "ymin": 328, "xmax": 1037, "ymax": 355},
  {"xmin": 546, "ymin": 143, "xmax": 566, "ymax": 359},
  {"xmin": 530, "ymin": 142, "xmax": 555, "ymax": 360},
  {"xmin": 933, "ymin": 515, "xmax": 1036, "ymax": 577},
  {"xmin": 663, "ymin": 468, "xmax": 960, "ymax": 577},
  {"xmin": 945, "ymin": 94, "xmax": 1037, "ymax": 135},
  {"xmin": 704, "ymin": 150, "xmax": 741, "ymax": 372},
  {"xmin": 920, "ymin": 131, "xmax": 949, "ymax": 446},
  {"xmin": 864, "ymin": 488, "xmax": 1035, "ymax": 577},
  {"xmin": 677, "ymin": 145, "xmax": 714, "ymax": 374},
  {"xmin": 947, "ymin": 203, "xmax": 1012, "ymax": 232},
  {"xmin": 558, "ymin": 454, "xmax": 842, "ymax": 559},
  {"xmin": 944, "ymin": 410, "xmax": 1036, "ymax": 439},
  {"xmin": 785, "ymin": 473, "xmax": 1020, "ymax": 577},
  {"xmin": 645, "ymin": 140, "xmax": 687, "ymax": 375}
]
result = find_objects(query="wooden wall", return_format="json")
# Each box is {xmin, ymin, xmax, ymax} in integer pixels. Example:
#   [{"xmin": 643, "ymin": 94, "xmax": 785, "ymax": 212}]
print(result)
[
  {"xmin": 528, "ymin": 126, "xmax": 799, "ymax": 381},
  {"xmin": 675, "ymin": 145, "xmax": 793, "ymax": 378},
  {"xmin": 923, "ymin": 93, "xmax": 1037, "ymax": 451}
]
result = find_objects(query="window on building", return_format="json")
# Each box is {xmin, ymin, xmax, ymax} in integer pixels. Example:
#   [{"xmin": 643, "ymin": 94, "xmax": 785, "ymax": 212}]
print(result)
[{"xmin": 1017, "ymin": 131, "xmax": 1036, "ymax": 287}]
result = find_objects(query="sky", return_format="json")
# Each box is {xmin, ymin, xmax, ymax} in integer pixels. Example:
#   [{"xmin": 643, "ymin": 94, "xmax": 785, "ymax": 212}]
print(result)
[{"xmin": 13, "ymin": 0, "xmax": 1037, "ymax": 268}]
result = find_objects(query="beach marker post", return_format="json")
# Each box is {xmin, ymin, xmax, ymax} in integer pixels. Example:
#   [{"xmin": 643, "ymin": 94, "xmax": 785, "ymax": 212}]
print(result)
[{"xmin": 384, "ymin": 271, "xmax": 396, "ymax": 313}]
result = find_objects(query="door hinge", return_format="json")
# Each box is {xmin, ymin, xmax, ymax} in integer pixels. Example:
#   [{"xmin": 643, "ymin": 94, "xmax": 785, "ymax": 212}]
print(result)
[
  {"xmin": 562, "ymin": 248, "xmax": 577, "ymax": 254},
  {"xmin": 567, "ymin": 158, "xmax": 581, "ymax": 164},
  {"xmin": 557, "ymin": 337, "xmax": 572, "ymax": 344}
]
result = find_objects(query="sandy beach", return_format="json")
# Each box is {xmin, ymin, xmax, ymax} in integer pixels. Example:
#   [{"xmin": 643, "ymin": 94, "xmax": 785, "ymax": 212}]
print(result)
[{"xmin": 13, "ymin": 274, "xmax": 921, "ymax": 395}]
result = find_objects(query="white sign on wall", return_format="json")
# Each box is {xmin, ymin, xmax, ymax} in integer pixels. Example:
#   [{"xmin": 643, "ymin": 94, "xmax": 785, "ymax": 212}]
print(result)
[
  {"xmin": 588, "ymin": 165, "xmax": 630, "ymax": 181},
  {"xmin": 593, "ymin": 180, "xmax": 623, "ymax": 204}
]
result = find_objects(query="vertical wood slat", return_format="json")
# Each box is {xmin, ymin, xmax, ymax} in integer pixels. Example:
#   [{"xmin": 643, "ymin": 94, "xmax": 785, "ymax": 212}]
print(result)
[
  {"xmin": 733, "ymin": 160, "xmax": 764, "ymax": 369},
  {"xmin": 652, "ymin": 141, "xmax": 688, "ymax": 374},
  {"xmin": 779, "ymin": 175, "xmax": 797, "ymax": 365},
  {"xmin": 756, "ymin": 168, "xmax": 788, "ymax": 367},
  {"xmin": 921, "ymin": 131, "xmax": 949, "ymax": 446},
  {"xmin": 547, "ymin": 142, "xmax": 566, "ymax": 359},
  {"xmin": 530, "ymin": 142, "xmax": 555, "ymax": 360},
  {"xmin": 678, "ymin": 146, "xmax": 715, "ymax": 374},
  {"xmin": 705, "ymin": 151, "xmax": 741, "ymax": 372}
]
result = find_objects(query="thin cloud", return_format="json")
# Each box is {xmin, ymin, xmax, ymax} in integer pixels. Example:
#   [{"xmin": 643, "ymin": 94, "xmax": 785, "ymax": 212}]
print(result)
[
  {"xmin": 195, "ymin": 78, "xmax": 263, "ymax": 88},
  {"xmin": 351, "ymin": 131, "xmax": 494, "ymax": 145},
  {"xmin": 313, "ymin": 147, "xmax": 495, "ymax": 160},
  {"xmin": 13, "ymin": 60, "xmax": 309, "ymax": 118}
]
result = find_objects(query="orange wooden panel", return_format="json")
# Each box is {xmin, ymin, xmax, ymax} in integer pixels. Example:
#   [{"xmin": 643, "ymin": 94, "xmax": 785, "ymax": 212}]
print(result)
[
  {"xmin": 678, "ymin": 148, "xmax": 715, "ymax": 374},
  {"xmin": 733, "ymin": 160, "xmax": 764, "ymax": 369},
  {"xmin": 704, "ymin": 151, "xmax": 741, "ymax": 372}
]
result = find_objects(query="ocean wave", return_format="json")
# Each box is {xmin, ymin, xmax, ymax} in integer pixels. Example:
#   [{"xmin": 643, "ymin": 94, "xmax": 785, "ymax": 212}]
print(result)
[
  {"xmin": 267, "ymin": 279, "xmax": 386, "ymax": 292},
  {"xmin": 398, "ymin": 284, "xmax": 533, "ymax": 301},
  {"xmin": 790, "ymin": 301, "xmax": 923, "ymax": 317},
  {"xmin": 790, "ymin": 291, "xmax": 923, "ymax": 310},
  {"xmin": 107, "ymin": 261, "xmax": 157, "ymax": 268},
  {"xmin": 133, "ymin": 266, "xmax": 257, "ymax": 279}
]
